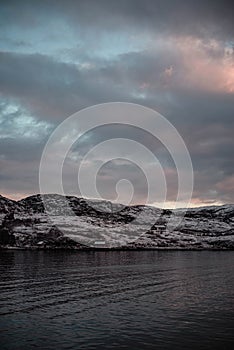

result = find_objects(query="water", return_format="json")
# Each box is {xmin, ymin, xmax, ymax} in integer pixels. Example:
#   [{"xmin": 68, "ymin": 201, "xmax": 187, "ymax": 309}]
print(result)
[{"xmin": 0, "ymin": 250, "xmax": 233, "ymax": 350}]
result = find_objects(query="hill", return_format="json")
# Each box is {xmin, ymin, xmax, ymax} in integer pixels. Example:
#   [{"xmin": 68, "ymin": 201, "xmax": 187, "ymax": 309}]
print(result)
[{"xmin": 0, "ymin": 194, "xmax": 234, "ymax": 250}]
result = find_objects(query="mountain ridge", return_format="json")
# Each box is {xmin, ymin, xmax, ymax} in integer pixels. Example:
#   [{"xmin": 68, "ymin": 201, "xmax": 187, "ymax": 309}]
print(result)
[
  {"xmin": 0, "ymin": 193, "xmax": 234, "ymax": 250},
  {"xmin": 1, "ymin": 192, "xmax": 234, "ymax": 212}
]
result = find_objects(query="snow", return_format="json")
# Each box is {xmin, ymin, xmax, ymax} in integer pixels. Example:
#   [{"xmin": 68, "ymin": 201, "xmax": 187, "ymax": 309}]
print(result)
[{"xmin": 0, "ymin": 194, "xmax": 234, "ymax": 249}]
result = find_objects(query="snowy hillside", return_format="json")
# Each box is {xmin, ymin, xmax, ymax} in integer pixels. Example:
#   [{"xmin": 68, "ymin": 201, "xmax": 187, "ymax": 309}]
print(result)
[{"xmin": 0, "ymin": 194, "xmax": 234, "ymax": 249}]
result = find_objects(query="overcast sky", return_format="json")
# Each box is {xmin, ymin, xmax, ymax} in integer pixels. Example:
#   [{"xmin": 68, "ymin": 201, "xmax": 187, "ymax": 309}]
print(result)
[{"xmin": 0, "ymin": 0, "xmax": 234, "ymax": 207}]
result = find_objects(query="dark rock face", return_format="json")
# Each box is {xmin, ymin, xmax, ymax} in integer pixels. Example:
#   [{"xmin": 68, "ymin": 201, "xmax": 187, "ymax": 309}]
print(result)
[
  {"xmin": 0, "ymin": 211, "xmax": 16, "ymax": 245},
  {"xmin": 0, "ymin": 228, "xmax": 15, "ymax": 245},
  {"xmin": 19, "ymin": 194, "xmax": 45, "ymax": 213},
  {"xmin": 0, "ymin": 195, "xmax": 21, "ymax": 214},
  {"xmin": 0, "ymin": 194, "xmax": 234, "ymax": 250}
]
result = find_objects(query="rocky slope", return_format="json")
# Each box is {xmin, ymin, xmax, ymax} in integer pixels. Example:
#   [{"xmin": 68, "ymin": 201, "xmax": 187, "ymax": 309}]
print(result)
[{"xmin": 0, "ymin": 194, "xmax": 234, "ymax": 250}]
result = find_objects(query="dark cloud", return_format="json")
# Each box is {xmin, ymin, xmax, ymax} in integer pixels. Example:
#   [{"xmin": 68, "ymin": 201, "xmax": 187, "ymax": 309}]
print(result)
[
  {"xmin": 1, "ymin": 0, "xmax": 234, "ymax": 39},
  {"xmin": 0, "ymin": 0, "xmax": 234, "ymax": 205},
  {"xmin": 0, "ymin": 51, "xmax": 132, "ymax": 121}
]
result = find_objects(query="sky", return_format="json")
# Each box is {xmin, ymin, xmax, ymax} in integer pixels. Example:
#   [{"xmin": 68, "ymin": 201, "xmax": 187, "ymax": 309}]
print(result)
[{"xmin": 0, "ymin": 0, "xmax": 234, "ymax": 207}]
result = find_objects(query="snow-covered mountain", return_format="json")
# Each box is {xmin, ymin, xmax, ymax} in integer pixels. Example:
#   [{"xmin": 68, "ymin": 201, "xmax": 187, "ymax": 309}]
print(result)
[
  {"xmin": 0, "ymin": 194, "xmax": 234, "ymax": 249},
  {"xmin": 0, "ymin": 194, "xmax": 22, "ymax": 214}
]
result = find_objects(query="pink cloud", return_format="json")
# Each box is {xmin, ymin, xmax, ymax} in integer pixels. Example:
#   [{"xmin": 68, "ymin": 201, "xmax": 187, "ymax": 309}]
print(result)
[
  {"xmin": 216, "ymin": 176, "xmax": 234, "ymax": 192},
  {"xmin": 174, "ymin": 36, "xmax": 234, "ymax": 93}
]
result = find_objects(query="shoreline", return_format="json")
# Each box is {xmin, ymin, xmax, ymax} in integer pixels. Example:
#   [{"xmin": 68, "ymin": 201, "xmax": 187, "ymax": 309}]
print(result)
[{"xmin": 1, "ymin": 246, "xmax": 234, "ymax": 251}]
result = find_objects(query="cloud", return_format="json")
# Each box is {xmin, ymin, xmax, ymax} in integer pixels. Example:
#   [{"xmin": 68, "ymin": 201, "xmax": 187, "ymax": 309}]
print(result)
[
  {"xmin": 2, "ymin": 0, "xmax": 234, "ymax": 40},
  {"xmin": 0, "ymin": 0, "xmax": 234, "ymax": 206},
  {"xmin": 0, "ymin": 100, "xmax": 52, "ymax": 139}
]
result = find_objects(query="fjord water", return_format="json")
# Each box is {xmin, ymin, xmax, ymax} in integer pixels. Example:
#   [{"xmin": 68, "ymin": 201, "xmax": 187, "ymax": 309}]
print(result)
[{"xmin": 0, "ymin": 251, "xmax": 233, "ymax": 350}]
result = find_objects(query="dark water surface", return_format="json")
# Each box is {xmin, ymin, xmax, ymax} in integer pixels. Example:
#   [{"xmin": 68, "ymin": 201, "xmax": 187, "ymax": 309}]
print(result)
[{"xmin": 0, "ymin": 250, "xmax": 233, "ymax": 350}]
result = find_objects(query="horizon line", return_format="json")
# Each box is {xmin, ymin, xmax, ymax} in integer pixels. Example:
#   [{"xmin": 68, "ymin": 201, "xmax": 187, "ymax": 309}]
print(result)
[{"xmin": 1, "ymin": 193, "xmax": 233, "ymax": 211}]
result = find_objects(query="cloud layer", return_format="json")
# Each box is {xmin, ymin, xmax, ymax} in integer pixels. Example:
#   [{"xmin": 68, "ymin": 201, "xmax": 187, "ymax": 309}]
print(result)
[{"xmin": 0, "ymin": 0, "xmax": 234, "ymax": 206}]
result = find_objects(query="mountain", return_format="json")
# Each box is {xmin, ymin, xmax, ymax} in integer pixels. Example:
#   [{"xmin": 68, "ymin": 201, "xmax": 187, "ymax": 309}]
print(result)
[
  {"xmin": 0, "ymin": 194, "xmax": 234, "ymax": 250},
  {"xmin": 0, "ymin": 194, "xmax": 22, "ymax": 213}
]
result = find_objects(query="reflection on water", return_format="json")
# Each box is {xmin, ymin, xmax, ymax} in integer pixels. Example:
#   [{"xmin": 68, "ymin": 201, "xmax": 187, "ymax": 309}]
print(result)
[{"xmin": 0, "ymin": 250, "xmax": 234, "ymax": 349}]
